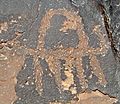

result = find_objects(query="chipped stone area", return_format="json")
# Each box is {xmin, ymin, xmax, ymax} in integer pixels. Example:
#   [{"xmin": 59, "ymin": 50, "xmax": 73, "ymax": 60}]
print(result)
[
  {"xmin": 49, "ymin": 90, "xmax": 118, "ymax": 104},
  {"xmin": 0, "ymin": 0, "xmax": 119, "ymax": 104},
  {"xmin": 0, "ymin": 22, "xmax": 8, "ymax": 33},
  {"xmin": 71, "ymin": 90, "xmax": 118, "ymax": 104},
  {"xmin": 0, "ymin": 45, "xmax": 26, "ymax": 104},
  {"xmin": 0, "ymin": 14, "xmax": 25, "ymax": 44}
]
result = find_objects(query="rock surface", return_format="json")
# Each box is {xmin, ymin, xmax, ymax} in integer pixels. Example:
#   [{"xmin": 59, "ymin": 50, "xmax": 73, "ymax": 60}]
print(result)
[{"xmin": 0, "ymin": 0, "xmax": 120, "ymax": 104}]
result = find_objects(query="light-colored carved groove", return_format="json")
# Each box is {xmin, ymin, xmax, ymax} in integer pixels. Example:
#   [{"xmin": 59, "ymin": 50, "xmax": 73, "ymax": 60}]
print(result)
[{"xmin": 37, "ymin": 8, "xmax": 109, "ymax": 93}]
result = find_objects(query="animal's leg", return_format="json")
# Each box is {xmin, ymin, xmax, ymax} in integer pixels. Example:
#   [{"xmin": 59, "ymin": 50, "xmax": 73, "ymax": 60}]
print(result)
[
  {"xmin": 34, "ymin": 58, "xmax": 43, "ymax": 95},
  {"xmin": 89, "ymin": 55, "xmax": 107, "ymax": 86},
  {"xmin": 75, "ymin": 57, "xmax": 88, "ymax": 90}
]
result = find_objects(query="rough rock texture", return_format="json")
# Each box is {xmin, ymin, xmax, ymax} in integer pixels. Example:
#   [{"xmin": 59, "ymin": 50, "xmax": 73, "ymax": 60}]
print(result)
[{"xmin": 0, "ymin": 0, "xmax": 120, "ymax": 104}]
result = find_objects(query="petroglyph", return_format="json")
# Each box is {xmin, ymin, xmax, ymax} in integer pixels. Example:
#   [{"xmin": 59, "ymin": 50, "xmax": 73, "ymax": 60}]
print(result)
[
  {"xmin": 0, "ymin": 5, "xmax": 112, "ymax": 104},
  {"xmin": 0, "ymin": 8, "xmax": 110, "ymax": 103},
  {"xmin": 36, "ymin": 8, "xmax": 109, "ymax": 94}
]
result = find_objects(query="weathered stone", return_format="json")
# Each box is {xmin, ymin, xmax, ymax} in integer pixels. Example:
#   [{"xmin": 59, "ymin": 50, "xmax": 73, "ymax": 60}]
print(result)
[{"xmin": 0, "ymin": 0, "xmax": 119, "ymax": 104}]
